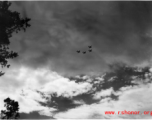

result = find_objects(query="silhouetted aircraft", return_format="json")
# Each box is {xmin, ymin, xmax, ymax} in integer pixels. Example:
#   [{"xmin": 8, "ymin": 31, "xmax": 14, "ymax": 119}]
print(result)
[
  {"xmin": 88, "ymin": 46, "xmax": 92, "ymax": 48},
  {"xmin": 83, "ymin": 51, "xmax": 86, "ymax": 54},
  {"xmin": 89, "ymin": 49, "xmax": 92, "ymax": 52},
  {"xmin": 77, "ymin": 50, "xmax": 80, "ymax": 53}
]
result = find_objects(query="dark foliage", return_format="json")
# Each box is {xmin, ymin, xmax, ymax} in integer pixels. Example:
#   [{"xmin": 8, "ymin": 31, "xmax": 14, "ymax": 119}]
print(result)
[
  {"xmin": 1, "ymin": 97, "xmax": 20, "ymax": 119},
  {"xmin": 0, "ymin": 1, "xmax": 31, "ymax": 76}
]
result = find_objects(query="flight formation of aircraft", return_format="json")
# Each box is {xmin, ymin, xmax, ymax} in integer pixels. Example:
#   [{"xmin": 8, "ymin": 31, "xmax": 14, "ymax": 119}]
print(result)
[{"xmin": 77, "ymin": 46, "xmax": 92, "ymax": 54}]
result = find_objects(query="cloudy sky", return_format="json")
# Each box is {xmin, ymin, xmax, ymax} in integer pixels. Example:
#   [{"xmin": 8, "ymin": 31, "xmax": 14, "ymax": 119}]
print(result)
[{"xmin": 1, "ymin": 1, "xmax": 152, "ymax": 119}]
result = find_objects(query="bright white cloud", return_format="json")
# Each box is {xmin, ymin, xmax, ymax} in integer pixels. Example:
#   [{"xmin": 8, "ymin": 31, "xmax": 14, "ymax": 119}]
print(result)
[
  {"xmin": 96, "ymin": 77, "xmax": 104, "ymax": 81},
  {"xmin": 73, "ymin": 100, "xmax": 85, "ymax": 105},
  {"xmin": 1, "ymin": 65, "xmax": 152, "ymax": 118},
  {"xmin": 93, "ymin": 87, "xmax": 113, "ymax": 99},
  {"xmin": 0, "ymin": 66, "xmax": 92, "ymax": 115},
  {"xmin": 40, "ymin": 76, "xmax": 92, "ymax": 97},
  {"xmin": 55, "ymin": 82, "xmax": 152, "ymax": 119}
]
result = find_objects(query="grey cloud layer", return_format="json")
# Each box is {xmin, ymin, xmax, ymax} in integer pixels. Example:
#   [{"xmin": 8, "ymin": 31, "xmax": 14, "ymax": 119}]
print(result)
[{"xmin": 9, "ymin": 1, "xmax": 152, "ymax": 76}]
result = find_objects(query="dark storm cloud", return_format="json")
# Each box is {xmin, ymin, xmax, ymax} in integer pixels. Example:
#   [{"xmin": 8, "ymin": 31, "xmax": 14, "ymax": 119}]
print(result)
[
  {"xmin": 9, "ymin": 1, "xmax": 152, "ymax": 76},
  {"xmin": 37, "ymin": 64, "xmax": 152, "ymax": 114},
  {"xmin": 20, "ymin": 111, "xmax": 53, "ymax": 119},
  {"xmin": 39, "ymin": 93, "xmax": 82, "ymax": 113},
  {"xmin": 62, "ymin": 1, "xmax": 152, "ymax": 64}
]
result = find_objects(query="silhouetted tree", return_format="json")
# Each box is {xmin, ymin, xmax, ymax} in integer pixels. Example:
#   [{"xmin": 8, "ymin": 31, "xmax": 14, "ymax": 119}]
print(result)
[
  {"xmin": 1, "ymin": 97, "xmax": 20, "ymax": 119},
  {"xmin": 0, "ymin": 1, "xmax": 31, "ymax": 76}
]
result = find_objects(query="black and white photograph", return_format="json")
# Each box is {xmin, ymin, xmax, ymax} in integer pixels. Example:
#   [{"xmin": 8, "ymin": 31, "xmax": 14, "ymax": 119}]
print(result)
[{"xmin": 1, "ymin": 1, "xmax": 152, "ymax": 119}]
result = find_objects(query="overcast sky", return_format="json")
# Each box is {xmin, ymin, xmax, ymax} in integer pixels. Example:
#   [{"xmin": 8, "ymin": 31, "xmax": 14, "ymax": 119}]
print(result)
[{"xmin": 1, "ymin": 1, "xmax": 152, "ymax": 119}]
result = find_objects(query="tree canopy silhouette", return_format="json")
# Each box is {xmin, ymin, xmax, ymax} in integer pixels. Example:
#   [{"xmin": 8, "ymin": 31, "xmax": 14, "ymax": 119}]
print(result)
[
  {"xmin": 0, "ymin": 1, "xmax": 31, "ymax": 76},
  {"xmin": 1, "ymin": 97, "xmax": 20, "ymax": 119}
]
